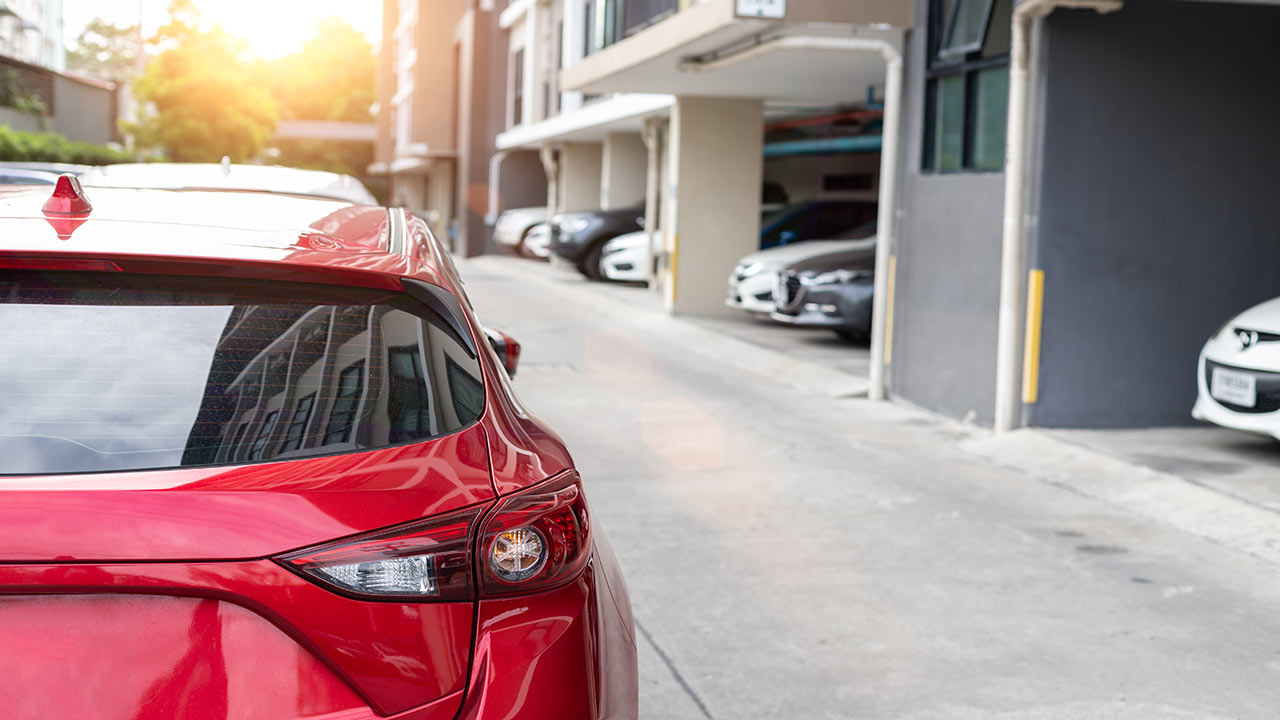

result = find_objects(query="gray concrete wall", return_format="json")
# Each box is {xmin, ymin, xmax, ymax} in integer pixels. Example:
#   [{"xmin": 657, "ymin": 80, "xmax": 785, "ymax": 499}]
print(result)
[
  {"xmin": 1029, "ymin": 0, "xmax": 1280, "ymax": 427},
  {"xmin": 52, "ymin": 75, "xmax": 115, "ymax": 145},
  {"xmin": 889, "ymin": 0, "xmax": 1005, "ymax": 425}
]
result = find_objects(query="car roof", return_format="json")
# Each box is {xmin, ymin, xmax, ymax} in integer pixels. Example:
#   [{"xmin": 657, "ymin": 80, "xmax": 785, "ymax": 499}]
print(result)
[
  {"xmin": 0, "ymin": 185, "xmax": 445, "ymax": 289},
  {"xmin": 82, "ymin": 163, "xmax": 378, "ymax": 205}
]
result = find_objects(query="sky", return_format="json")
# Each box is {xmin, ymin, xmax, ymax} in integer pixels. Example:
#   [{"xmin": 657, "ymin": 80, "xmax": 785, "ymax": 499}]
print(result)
[{"xmin": 64, "ymin": 0, "xmax": 383, "ymax": 59}]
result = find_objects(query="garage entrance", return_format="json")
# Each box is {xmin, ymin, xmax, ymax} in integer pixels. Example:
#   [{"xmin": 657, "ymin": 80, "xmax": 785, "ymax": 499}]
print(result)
[{"xmin": 1025, "ymin": 0, "xmax": 1280, "ymax": 429}]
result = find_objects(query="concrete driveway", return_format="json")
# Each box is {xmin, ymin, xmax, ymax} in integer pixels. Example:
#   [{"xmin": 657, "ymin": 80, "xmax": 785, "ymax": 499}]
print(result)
[{"xmin": 462, "ymin": 256, "xmax": 1280, "ymax": 720}]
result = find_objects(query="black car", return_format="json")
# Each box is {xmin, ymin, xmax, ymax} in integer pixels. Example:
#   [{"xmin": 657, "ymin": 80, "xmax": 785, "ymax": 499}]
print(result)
[
  {"xmin": 549, "ymin": 206, "xmax": 645, "ymax": 279},
  {"xmin": 760, "ymin": 199, "xmax": 879, "ymax": 250},
  {"xmin": 770, "ymin": 241, "xmax": 877, "ymax": 340}
]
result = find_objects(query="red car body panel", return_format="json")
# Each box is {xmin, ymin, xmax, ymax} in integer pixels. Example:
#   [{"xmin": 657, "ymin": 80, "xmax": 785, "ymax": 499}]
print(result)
[
  {"xmin": 0, "ymin": 425, "xmax": 494, "ymax": 562},
  {"xmin": 0, "ymin": 186, "xmax": 637, "ymax": 719}
]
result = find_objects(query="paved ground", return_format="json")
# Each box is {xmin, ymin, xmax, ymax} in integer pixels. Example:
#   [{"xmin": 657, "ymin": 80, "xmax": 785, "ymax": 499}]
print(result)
[{"xmin": 462, "ymin": 256, "xmax": 1280, "ymax": 720}]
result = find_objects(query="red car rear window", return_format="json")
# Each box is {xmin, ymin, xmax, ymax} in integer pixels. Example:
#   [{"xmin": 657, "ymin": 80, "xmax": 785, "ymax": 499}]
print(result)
[{"xmin": 0, "ymin": 271, "xmax": 485, "ymax": 475}]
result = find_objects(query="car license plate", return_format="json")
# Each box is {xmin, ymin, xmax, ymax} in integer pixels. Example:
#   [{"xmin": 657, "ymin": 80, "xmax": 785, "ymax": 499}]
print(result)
[{"xmin": 1211, "ymin": 367, "xmax": 1257, "ymax": 407}]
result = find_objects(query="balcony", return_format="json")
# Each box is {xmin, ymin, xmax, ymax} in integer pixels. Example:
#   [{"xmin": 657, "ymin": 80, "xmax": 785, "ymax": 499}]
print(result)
[{"xmin": 562, "ymin": 0, "xmax": 912, "ymax": 103}]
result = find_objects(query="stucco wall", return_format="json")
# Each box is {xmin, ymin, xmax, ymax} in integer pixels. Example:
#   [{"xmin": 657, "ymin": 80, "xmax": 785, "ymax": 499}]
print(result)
[
  {"xmin": 1030, "ymin": 0, "xmax": 1280, "ymax": 427},
  {"xmin": 52, "ymin": 75, "xmax": 115, "ymax": 145},
  {"xmin": 888, "ymin": 0, "xmax": 1005, "ymax": 425}
]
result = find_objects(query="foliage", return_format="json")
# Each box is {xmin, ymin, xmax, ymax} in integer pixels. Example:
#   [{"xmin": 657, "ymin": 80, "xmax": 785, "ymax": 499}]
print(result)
[
  {"xmin": 267, "ymin": 17, "xmax": 375, "ymax": 122},
  {"xmin": 0, "ymin": 126, "xmax": 131, "ymax": 165},
  {"xmin": 125, "ymin": 0, "xmax": 277, "ymax": 162},
  {"xmin": 272, "ymin": 138, "xmax": 372, "ymax": 177},
  {"xmin": 0, "ymin": 70, "xmax": 49, "ymax": 118},
  {"xmin": 66, "ymin": 19, "xmax": 140, "ymax": 83}
]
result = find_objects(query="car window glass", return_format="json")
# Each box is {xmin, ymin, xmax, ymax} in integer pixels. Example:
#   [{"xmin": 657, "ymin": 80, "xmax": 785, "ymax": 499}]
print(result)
[{"xmin": 0, "ymin": 272, "xmax": 485, "ymax": 475}]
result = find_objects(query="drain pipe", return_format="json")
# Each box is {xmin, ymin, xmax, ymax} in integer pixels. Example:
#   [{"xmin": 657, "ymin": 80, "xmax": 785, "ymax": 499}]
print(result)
[
  {"xmin": 993, "ymin": 0, "xmax": 1121, "ymax": 432},
  {"xmin": 680, "ymin": 31, "xmax": 904, "ymax": 401},
  {"xmin": 485, "ymin": 150, "xmax": 510, "ymax": 225}
]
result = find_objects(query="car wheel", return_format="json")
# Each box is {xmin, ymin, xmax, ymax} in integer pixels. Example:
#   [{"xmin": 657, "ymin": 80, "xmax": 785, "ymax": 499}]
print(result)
[
  {"xmin": 579, "ymin": 242, "xmax": 606, "ymax": 280},
  {"xmin": 514, "ymin": 227, "xmax": 536, "ymax": 258}
]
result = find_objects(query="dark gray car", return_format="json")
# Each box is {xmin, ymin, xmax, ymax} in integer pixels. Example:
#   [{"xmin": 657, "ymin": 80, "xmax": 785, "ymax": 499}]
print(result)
[
  {"xmin": 548, "ymin": 206, "xmax": 645, "ymax": 279},
  {"xmin": 770, "ymin": 240, "xmax": 877, "ymax": 340}
]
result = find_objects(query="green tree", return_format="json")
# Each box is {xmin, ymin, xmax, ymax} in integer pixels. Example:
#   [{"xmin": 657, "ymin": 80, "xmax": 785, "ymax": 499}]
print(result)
[
  {"xmin": 66, "ymin": 18, "xmax": 140, "ymax": 83},
  {"xmin": 267, "ymin": 17, "xmax": 375, "ymax": 122},
  {"xmin": 126, "ymin": 0, "xmax": 277, "ymax": 162}
]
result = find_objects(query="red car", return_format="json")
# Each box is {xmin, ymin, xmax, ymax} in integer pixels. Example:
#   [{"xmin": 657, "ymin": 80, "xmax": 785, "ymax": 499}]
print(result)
[{"xmin": 0, "ymin": 177, "xmax": 638, "ymax": 719}]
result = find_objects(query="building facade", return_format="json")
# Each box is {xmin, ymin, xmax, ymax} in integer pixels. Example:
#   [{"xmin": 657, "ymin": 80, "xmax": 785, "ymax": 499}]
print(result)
[
  {"xmin": 370, "ymin": 0, "xmax": 546, "ymax": 256},
  {"xmin": 0, "ymin": 0, "xmax": 64, "ymax": 71}
]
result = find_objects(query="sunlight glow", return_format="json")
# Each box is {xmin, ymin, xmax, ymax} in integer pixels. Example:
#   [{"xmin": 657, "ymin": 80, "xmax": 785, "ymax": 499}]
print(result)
[{"xmin": 66, "ymin": 0, "xmax": 382, "ymax": 59}]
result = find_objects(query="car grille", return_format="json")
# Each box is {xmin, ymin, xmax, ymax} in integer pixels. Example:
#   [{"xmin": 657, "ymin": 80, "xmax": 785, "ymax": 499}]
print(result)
[
  {"xmin": 773, "ymin": 271, "xmax": 804, "ymax": 313},
  {"xmin": 1205, "ymin": 359, "xmax": 1280, "ymax": 414}
]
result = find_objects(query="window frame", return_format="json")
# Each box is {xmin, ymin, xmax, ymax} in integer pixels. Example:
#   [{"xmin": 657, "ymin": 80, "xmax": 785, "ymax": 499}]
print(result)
[{"xmin": 921, "ymin": 0, "xmax": 1010, "ymax": 174}]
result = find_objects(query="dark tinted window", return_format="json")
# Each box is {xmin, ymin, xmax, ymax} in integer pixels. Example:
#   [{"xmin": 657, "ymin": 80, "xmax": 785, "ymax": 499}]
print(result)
[{"xmin": 0, "ymin": 272, "xmax": 485, "ymax": 475}]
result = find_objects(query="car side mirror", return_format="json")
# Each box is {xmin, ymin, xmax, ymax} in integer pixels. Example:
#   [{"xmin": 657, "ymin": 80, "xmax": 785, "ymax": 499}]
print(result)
[
  {"xmin": 483, "ymin": 326, "xmax": 522, "ymax": 377},
  {"xmin": 779, "ymin": 230, "xmax": 798, "ymax": 245}
]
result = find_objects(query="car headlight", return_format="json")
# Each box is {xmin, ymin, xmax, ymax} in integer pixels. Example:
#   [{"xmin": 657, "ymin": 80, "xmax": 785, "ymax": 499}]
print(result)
[
  {"xmin": 803, "ymin": 269, "xmax": 872, "ymax": 286},
  {"xmin": 738, "ymin": 262, "xmax": 766, "ymax": 278},
  {"xmin": 560, "ymin": 217, "xmax": 592, "ymax": 234}
]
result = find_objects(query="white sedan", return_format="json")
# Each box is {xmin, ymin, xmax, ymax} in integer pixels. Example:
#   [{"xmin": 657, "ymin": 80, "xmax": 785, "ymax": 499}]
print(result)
[
  {"xmin": 494, "ymin": 206, "xmax": 549, "ymax": 255},
  {"xmin": 1193, "ymin": 297, "xmax": 1280, "ymax": 438},
  {"xmin": 727, "ymin": 238, "xmax": 876, "ymax": 315},
  {"xmin": 601, "ymin": 231, "xmax": 656, "ymax": 283}
]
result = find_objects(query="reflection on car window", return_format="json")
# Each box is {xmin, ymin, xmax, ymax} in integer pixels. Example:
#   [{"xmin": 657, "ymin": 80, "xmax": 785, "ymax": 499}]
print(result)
[{"xmin": 0, "ymin": 272, "xmax": 485, "ymax": 475}]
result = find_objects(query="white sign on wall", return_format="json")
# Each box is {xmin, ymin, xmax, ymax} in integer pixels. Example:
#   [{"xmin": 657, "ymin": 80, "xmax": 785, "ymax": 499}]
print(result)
[{"xmin": 736, "ymin": 0, "xmax": 786, "ymax": 19}]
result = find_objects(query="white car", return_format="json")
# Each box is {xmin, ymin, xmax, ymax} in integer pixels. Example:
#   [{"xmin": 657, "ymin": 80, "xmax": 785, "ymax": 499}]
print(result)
[
  {"xmin": 727, "ymin": 238, "xmax": 877, "ymax": 315},
  {"xmin": 82, "ymin": 163, "xmax": 378, "ymax": 205},
  {"xmin": 494, "ymin": 207, "xmax": 549, "ymax": 255},
  {"xmin": 1193, "ymin": 298, "xmax": 1280, "ymax": 438},
  {"xmin": 521, "ymin": 222, "xmax": 552, "ymax": 259},
  {"xmin": 601, "ymin": 231, "xmax": 656, "ymax": 283}
]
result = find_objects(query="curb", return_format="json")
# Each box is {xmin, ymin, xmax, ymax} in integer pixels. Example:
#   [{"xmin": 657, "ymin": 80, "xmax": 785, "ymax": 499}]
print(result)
[{"xmin": 960, "ymin": 429, "xmax": 1280, "ymax": 566}]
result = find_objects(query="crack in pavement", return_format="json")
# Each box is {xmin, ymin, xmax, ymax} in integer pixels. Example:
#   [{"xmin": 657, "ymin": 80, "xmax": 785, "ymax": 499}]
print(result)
[{"xmin": 634, "ymin": 617, "xmax": 714, "ymax": 720}]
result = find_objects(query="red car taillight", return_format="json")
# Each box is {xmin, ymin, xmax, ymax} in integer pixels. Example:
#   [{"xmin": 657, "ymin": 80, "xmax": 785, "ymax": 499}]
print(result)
[
  {"xmin": 277, "ymin": 505, "xmax": 482, "ymax": 601},
  {"xmin": 276, "ymin": 472, "xmax": 590, "ymax": 601},
  {"xmin": 479, "ymin": 472, "xmax": 590, "ymax": 596}
]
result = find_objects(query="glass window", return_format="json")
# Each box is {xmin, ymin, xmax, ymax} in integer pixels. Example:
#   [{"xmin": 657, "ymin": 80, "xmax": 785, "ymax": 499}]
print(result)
[
  {"xmin": 922, "ymin": 0, "xmax": 1010, "ymax": 173},
  {"xmin": 510, "ymin": 49, "xmax": 525, "ymax": 128},
  {"xmin": 939, "ymin": 0, "xmax": 996, "ymax": 59},
  {"xmin": 971, "ymin": 65, "xmax": 1010, "ymax": 171},
  {"xmin": 0, "ymin": 272, "xmax": 486, "ymax": 475},
  {"xmin": 932, "ymin": 74, "xmax": 966, "ymax": 172}
]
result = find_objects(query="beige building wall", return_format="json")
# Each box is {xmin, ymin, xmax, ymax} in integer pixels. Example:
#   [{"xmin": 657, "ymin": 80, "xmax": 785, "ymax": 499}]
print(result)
[
  {"xmin": 600, "ymin": 132, "xmax": 647, "ymax": 209},
  {"xmin": 666, "ymin": 97, "xmax": 763, "ymax": 315},
  {"xmin": 558, "ymin": 142, "xmax": 604, "ymax": 213}
]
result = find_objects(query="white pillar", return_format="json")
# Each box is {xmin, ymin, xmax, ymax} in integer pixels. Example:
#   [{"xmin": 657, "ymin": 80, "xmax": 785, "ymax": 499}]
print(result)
[
  {"xmin": 868, "ymin": 51, "xmax": 904, "ymax": 402},
  {"xmin": 642, "ymin": 118, "xmax": 666, "ymax": 288},
  {"xmin": 666, "ymin": 96, "xmax": 763, "ymax": 315}
]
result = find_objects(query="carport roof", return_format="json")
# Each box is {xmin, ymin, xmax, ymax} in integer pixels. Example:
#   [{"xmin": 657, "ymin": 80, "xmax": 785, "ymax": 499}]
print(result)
[{"xmin": 561, "ymin": 0, "xmax": 907, "ymax": 103}]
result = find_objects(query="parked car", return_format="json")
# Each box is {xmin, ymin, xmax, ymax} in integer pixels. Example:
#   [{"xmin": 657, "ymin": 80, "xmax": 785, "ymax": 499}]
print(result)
[
  {"xmin": 1193, "ymin": 297, "xmax": 1280, "ymax": 439},
  {"xmin": 771, "ymin": 240, "xmax": 877, "ymax": 340},
  {"xmin": 549, "ymin": 205, "xmax": 645, "ymax": 279},
  {"xmin": 760, "ymin": 199, "xmax": 879, "ymax": 249},
  {"xmin": 0, "ymin": 168, "xmax": 62, "ymax": 185},
  {"xmin": 601, "ymin": 230, "xmax": 657, "ymax": 283},
  {"xmin": 83, "ymin": 162, "xmax": 378, "ymax": 205},
  {"xmin": 522, "ymin": 221, "xmax": 553, "ymax": 259},
  {"xmin": 494, "ymin": 206, "xmax": 550, "ymax": 256},
  {"xmin": 727, "ymin": 222, "xmax": 877, "ymax": 314},
  {"xmin": 0, "ymin": 161, "xmax": 92, "ymax": 177},
  {"xmin": 0, "ymin": 177, "xmax": 638, "ymax": 719}
]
